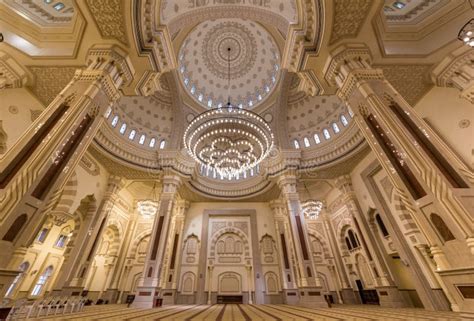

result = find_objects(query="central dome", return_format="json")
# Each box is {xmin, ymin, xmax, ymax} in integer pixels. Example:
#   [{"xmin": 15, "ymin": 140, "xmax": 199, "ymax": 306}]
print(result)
[{"xmin": 179, "ymin": 19, "xmax": 280, "ymax": 109}]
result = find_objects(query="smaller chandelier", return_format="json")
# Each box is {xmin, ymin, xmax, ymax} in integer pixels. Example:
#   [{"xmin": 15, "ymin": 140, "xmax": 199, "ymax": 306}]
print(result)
[
  {"xmin": 137, "ymin": 200, "xmax": 158, "ymax": 218},
  {"xmin": 458, "ymin": 19, "xmax": 474, "ymax": 47},
  {"xmin": 184, "ymin": 106, "xmax": 274, "ymax": 179},
  {"xmin": 136, "ymin": 182, "xmax": 159, "ymax": 217},
  {"xmin": 302, "ymin": 200, "xmax": 323, "ymax": 220}
]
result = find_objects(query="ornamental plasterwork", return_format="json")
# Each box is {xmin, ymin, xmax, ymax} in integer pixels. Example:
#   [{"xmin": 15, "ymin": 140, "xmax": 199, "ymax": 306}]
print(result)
[
  {"xmin": 375, "ymin": 64, "xmax": 433, "ymax": 106},
  {"xmin": 85, "ymin": 0, "xmax": 128, "ymax": 45},
  {"xmin": 178, "ymin": 18, "xmax": 280, "ymax": 109},
  {"xmin": 329, "ymin": 0, "xmax": 372, "ymax": 45},
  {"xmin": 79, "ymin": 153, "xmax": 101, "ymax": 177},
  {"xmin": 28, "ymin": 66, "xmax": 78, "ymax": 105},
  {"xmin": 383, "ymin": 0, "xmax": 445, "ymax": 23},
  {"xmin": 161, "ymin": 0, "xmax": 297, "ymax": 25}
]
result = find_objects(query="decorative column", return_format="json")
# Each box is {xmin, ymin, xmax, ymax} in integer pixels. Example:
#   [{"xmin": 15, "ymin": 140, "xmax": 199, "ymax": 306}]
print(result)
[
  {"xmin": 322, "ymin": 212, "xmax": 355, "ymax": 304},
  {"xmin": 277, "ymin": 173, "xmax": 327, "ymax": 307},
  {"xmin": 132, "ymin": 174, "xmax": 182, "ymax": 308},
  {"xmin": 325, "ymin": 44, "xmax": 473, "ymax": 314},
  {"xmin": 207, "ymin": 265, "xmax": 213, "ymax": 305},
  {"xmin": 246, "ymin": 265, "xmax": 253, "ymax": 304},
  {"xmin": 0, "ymin": 44, "xmax": 134, "ymax": 269},
  {"xmin": 335, "ymin": 175, "xmax": 405, "ymax": 307},
  {"xmin": 270, "ymin": 200, "xmax": 298, "ymax": 303},
  {"xmin": 58, "ymin": 175, "xmax": 126, "ymax": 294},
  {"xmin": 103, "ymin": 205, "xmax": 138, "ymax": 303},
  {"xmin": 161, "ymin": 199, "xmax": 189, "ymax": 305}
]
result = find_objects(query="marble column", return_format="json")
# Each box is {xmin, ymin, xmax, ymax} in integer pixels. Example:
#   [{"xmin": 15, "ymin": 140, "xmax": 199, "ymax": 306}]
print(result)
[
  {"xmin": 277, "ymin": 173, "xmax": 327, "ymax": 307},
  {"xmin": 322, "ymin": 213, "xmax": 356, "ymax": 304},
  {"xmin": 335, "ymin": 175, "xmax": 405, "ymax": 307},
  {"xmin": 270, "ymin": 200, "xmax": 298, "ymax": 304},
  {"xmin": 57, "ymin": 175, "xmax": 126, "ymax": 295},
  {"xmin": 132, "ymin": 174, "xmax": 182, "ymax": 308},
  {"xmin": 161, "ymin": 200, "xmax": 189, "ymax": 305},
  {"xmin": 0, "ymin": 44, "xmax": 134, "ymax": 269},
  {"xmin": 325, "ymin": 44, "xmax": 473, "ymax": 315}
]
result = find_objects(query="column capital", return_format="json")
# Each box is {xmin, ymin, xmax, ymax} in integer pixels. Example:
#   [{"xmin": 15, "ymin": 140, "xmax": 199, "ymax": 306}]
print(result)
[
  {"xmin": 431, "ymin": 46, "xmax": 474, "ymax": 103},
  {"xmin": 324, "ymin": 44, "xmax": 372, "ymax": 85},
  {"xmin": 162, "ymin": 174, "xmax": 182, "ymax": 195},
  {"xmin": 276, "ymin": 174, "xmax": 297, "ymax": 195},
  {"xmin": 85, "ymin": 44, "xmax": 135, "ymax": 86},
  {"xmin": 334, "ymin": 175, "xmax": 354, "ymax": 194}
]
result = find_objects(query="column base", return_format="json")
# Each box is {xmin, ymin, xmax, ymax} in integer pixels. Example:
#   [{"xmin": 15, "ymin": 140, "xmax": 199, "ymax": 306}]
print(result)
[
  {"xmin": 161, "ymin": 289, "xmax": 176, "ymax": 305},
  {"xmin": 340, "ymin": 288, "xmax": 357, "ymax": 304},
  {"xmin": 102, "ymin": 289, "xmax": 120, "ymax": 303},
  {"xmin": 283, "ymin": 289, "xmax": 300, "ymax": 305},
  {"xmin": 297, "ymin": 288, "xmax": 328, "ymax": 308},
  {"xmin": 52, "ymin": 286, "xmax": 85, "ymax": 297},
  {"xmin": 131, "ymin": 286, "xmax": 160, "ymax": 308},
  {"xmin": 376, "ymin": 286, "xmax": 407, "ymax": 308}
]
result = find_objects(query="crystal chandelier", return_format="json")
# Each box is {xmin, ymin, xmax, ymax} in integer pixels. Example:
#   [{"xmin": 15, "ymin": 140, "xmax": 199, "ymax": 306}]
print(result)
[
  {"xmin": 458, "ymin": 19, "xmax": 474, "ymax": 47},
  {"xmin": 302, "ymin": 200, "xmax": 323, "ymax": 220},
  {"xmin": 136, "ymin": 182, "xmax": 158, "ymax": 218},
  {"xmin": 183, "ymin": 47, "xmax": 274, "ymax": 179},
  {"xmin": 184, "ymin": 106, "xmax": 273, "ymax": 179}
]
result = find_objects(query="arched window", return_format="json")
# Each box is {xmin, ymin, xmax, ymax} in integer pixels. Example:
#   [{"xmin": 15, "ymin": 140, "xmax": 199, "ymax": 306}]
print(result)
[
  {"xmin": 159, "ymin": 139, "xmax": 166, "ymax": 149},
  {"xmin": 111, "ymin": 115, "xmax": 119, "ymax": 127},
  {"xmin": 293, "ymin": 139, "xmax": 300, "ymax": 149},
  {"xmin": 119, "ymin": 123, "xmax": 127, "ymax": 134},
  {"xmin": 139, "ymin": 134, "xmax": 146, "ymax": 145},
  {"xmin": 31, "ymin": 265, "xmax": 53, "ymax": 296},
  {"xmin": 303, "ymin": 137, "xmax": 310, "ymax": 147},
  {"xmin": 314, "ymin": 134, "xmax": 321, "ymax": 144},
  {"xmin": 430, "ymin": 213, "xmax": 455, "ymax": 242},
  {"xmin": 332, "ymin": 123, "xmax": 340, "ymax": 134},
  {"xmin": 375, "ymin": 214, "xmax": 389, "ymax": 237},
  {"xmin": 5, "ymin": 262, "xmax": 29, "ymax": 297},
  {"xmin": 340, "ymin": 115, "xmax": 349, "ymax": 126},
  {"xmin": 129, "ymin": 130, "xmax": 136, "ymax": 140},
  {"xmin": 149, "ymin": 138, "xmax": 156, "ymax": 148},
  {"xmin": 3, "ymin": 214, "xmax": 28, "ymax": 242},
  {"xmin": 345, "ymin": 237, "xmax": 352, "ymax": 250},
  {"xmin": 323, "ymin": 128, "xmax": 330, "ymax": 140},
  {"xmin": 348, "ymin": 230, "xmax": 359, "ymax": 249}
]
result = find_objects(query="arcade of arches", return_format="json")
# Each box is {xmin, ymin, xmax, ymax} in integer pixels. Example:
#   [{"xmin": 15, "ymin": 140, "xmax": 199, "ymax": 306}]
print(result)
[{"xmin": 0, "ymin": 0, "xmax": 473, "ymax": 320}]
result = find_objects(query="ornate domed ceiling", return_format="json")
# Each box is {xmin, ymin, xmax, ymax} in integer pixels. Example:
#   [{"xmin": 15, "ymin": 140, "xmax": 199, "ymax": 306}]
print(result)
[
  {"xmin": 161, "ymin": 0, "xmax": 297, "ymax": 25},
  {"xmin": 178, "ymin": 18, "xmax": 281, "ymax": 109},
  {"xmin": 106, "ymin": 95, "xmax": 173, "ymax": 149}
]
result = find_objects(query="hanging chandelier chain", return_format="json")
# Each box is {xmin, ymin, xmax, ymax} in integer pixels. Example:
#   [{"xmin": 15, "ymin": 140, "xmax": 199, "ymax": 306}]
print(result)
[{"xmin": 227, "ymin": 47, "xmax": 231, "ymax": 106}]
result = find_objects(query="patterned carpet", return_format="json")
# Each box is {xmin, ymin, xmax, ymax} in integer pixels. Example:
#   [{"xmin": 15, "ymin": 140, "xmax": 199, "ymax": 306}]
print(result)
[{"xmin": 32, "ymin": 304, "xmax": 461, "ymax": 320}]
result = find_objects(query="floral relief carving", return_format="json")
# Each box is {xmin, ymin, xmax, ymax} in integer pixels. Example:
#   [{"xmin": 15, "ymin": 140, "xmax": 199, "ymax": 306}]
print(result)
[
  {"xmin": 375, "ymin": 64, "xmax": 433, "ymax": 106},
  {"xmin": 86, "ymin": 0, "xmax": 129, "ymax": 45},
  {"xmin": 28, "ymin": 66, "xmax": 78, "ymax": 106},
  {"xmin": 329, "ymin": 0, "xmax": 372, "ymax": 45}
]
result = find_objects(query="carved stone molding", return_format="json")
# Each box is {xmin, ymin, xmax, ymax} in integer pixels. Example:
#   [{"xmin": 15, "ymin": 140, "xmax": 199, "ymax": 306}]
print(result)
[
  {"xmin": 0, "ymin": 52, "xmax": 28, "ymax": 89},
  {"xmin": 432, "ymin": 46, "xmax": 474, "ymax": 104}
]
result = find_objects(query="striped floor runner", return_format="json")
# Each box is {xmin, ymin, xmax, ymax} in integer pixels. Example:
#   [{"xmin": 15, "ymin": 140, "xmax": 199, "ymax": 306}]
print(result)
[{"xmin": 32, "ymin": 304, "xmax": 461, "ymax": 320}]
